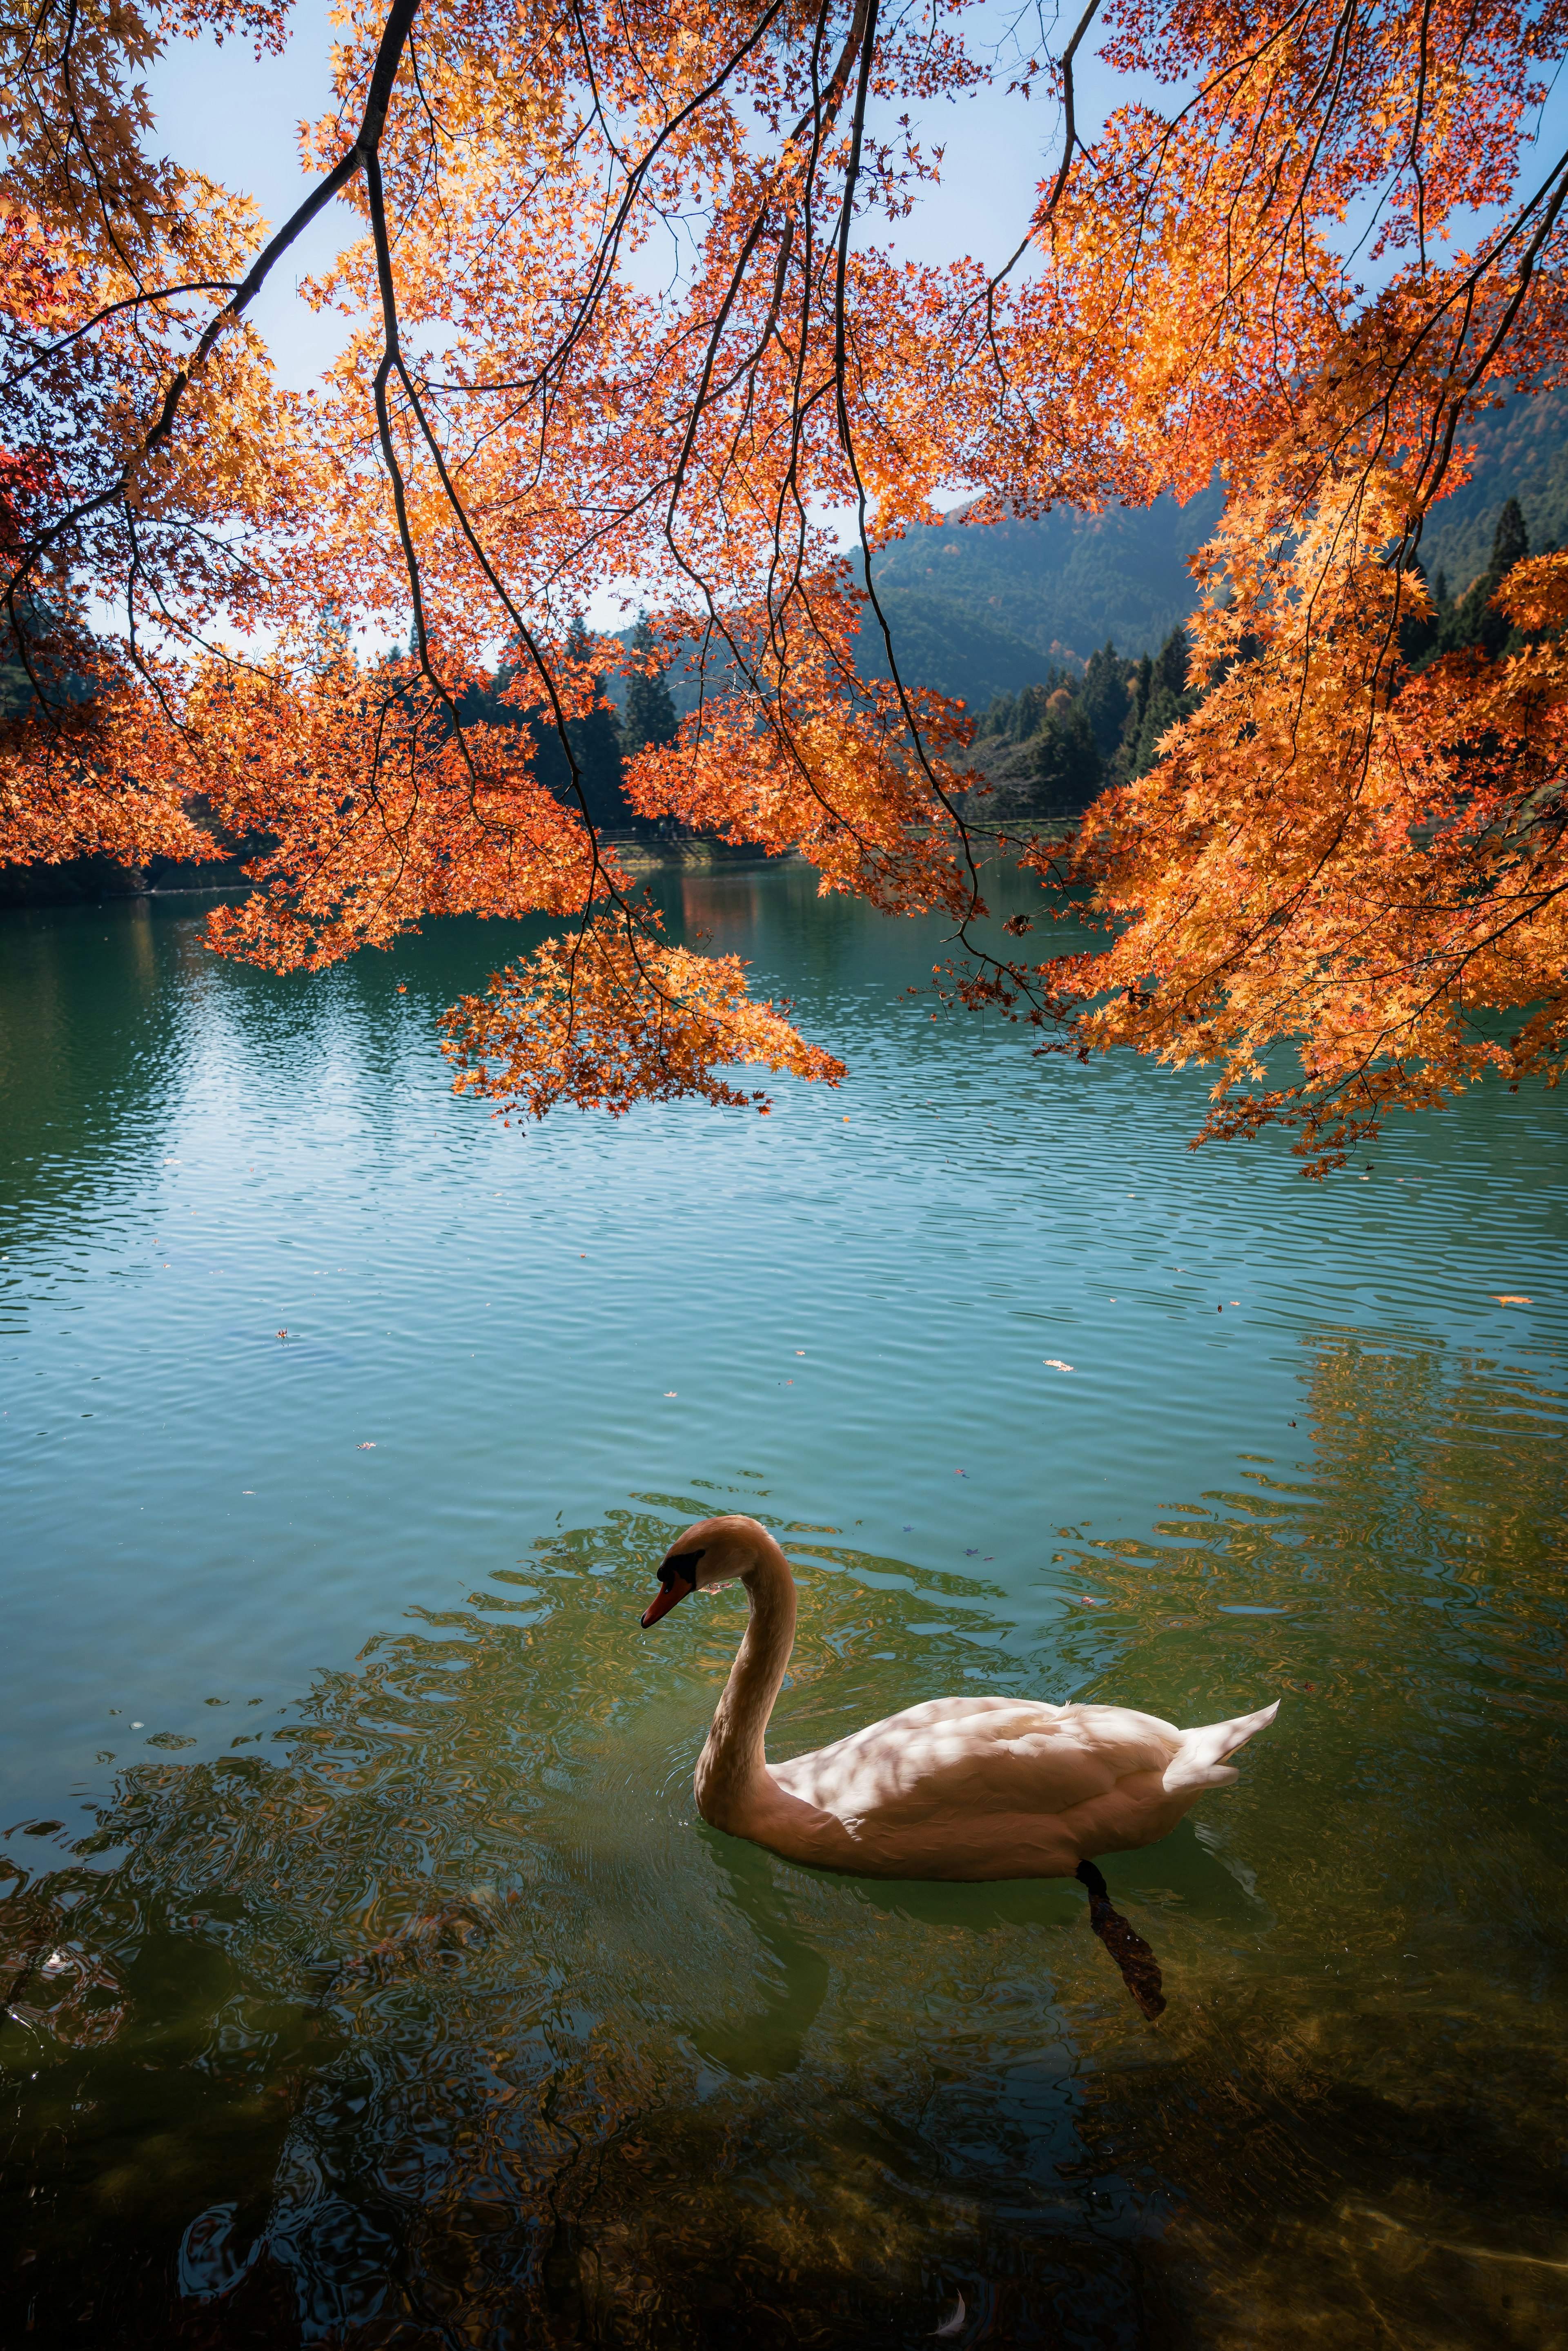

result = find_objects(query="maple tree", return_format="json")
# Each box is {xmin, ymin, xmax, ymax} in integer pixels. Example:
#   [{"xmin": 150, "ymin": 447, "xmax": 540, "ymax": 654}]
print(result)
[{"xmin": 2, "ymin": 0, "xmax": 1565, "ymax": 1162}]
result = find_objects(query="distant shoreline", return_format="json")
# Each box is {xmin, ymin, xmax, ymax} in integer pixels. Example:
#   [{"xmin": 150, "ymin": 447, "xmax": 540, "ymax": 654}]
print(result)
[{"xmin": 0, "ymin": 834, "xmax": 799, "ymax": 913}]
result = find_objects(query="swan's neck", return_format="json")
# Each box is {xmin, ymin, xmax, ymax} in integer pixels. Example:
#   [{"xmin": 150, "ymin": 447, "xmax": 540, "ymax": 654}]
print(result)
[{"xmin": 694, "ymin": 1544, "xmax": 796, "ymax": 1829}]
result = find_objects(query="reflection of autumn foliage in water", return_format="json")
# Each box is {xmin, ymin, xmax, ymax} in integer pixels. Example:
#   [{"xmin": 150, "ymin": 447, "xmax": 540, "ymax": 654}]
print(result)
[
  {"xmin": 1046, "ymin": 1331, "xmax": 1568, "ymax": 2348},
  {"xmin": 2, "ymin": 1404, "xmax": 1566, "ymax": 2347},
  {"xmin": 0, "ymin": 1512, "xmax": 1165, "ymax": 2346},
  {"xmin": 1, "ymin": 1900, "xmax": 129, "ymax": 2050}
]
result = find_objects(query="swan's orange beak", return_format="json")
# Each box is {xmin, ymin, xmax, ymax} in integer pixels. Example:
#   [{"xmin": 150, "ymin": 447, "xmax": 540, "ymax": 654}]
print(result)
[{"xmin": 639, "ymin": 1568, "xmax": 694, "ymax": 1628}]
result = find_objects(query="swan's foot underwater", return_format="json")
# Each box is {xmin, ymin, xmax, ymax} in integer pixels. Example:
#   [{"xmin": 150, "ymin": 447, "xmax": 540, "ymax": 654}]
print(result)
[{"xmin": 1075, "ymin": 1859, "xmax": 1166, "ymax": 2020}]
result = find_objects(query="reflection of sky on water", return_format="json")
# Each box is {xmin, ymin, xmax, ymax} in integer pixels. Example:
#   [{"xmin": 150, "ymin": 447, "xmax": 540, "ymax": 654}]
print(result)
[{"xmin": 1, "ymin": 873, "xmax": 1565, "ymax": 2345}]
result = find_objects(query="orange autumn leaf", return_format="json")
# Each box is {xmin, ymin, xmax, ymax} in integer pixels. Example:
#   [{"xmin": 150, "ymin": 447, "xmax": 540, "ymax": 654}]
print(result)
[
  {"xmin": 0, "ymin": 0, "xmax": 1564, "ymax": 1141},
  {"xmin": 441, "ymin": 924, "xmax": 845, "ymax": 1120}
]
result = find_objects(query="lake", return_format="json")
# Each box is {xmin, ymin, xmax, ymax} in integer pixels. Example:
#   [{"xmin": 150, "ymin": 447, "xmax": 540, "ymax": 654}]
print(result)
[{"xmin": 2, "ymin": 863, "xmax": 1565, "ymax": 2348}]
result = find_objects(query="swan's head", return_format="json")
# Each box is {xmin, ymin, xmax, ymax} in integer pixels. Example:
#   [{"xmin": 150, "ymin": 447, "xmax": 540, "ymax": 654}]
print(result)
[{"xmin": 639, "ymin": 1514, "xmax": 775, "ymax": 1628}]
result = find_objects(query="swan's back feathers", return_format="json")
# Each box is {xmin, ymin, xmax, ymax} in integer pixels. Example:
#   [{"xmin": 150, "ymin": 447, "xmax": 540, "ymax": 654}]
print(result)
[{"xmin": 1161, "ymin": 1699, "xmax": 1280, "ymax": 1795}]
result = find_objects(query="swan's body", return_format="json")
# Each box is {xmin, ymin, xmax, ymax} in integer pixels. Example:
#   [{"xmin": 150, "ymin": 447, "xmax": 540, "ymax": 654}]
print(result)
[{"xmin": 641, "ymin": 1515, "xmax": 1278, "ymax": 1881}]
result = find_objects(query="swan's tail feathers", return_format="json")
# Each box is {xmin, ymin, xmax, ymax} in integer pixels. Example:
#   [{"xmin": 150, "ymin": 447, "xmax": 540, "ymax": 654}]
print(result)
[{"xmin": 1162, "ymin": 1698, "xmax": 1280, "ymax": 1795}]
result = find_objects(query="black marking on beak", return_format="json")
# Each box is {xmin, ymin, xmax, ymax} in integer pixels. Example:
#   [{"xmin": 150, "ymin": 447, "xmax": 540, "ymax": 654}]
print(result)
[{"xmin": 640, "ymin": 1548, "xmax": 706, "ymax": 1628}]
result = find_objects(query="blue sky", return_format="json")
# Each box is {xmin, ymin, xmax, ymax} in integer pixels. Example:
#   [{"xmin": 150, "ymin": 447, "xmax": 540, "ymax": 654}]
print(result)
[
  {"xmin": 144, "ymin": 0, "xmax": 1568, "ymax": 390},
  {"xmin": 145, "ymin": 0, "xmax": 1112, "ymax": 628},
  {"xmin": 145, "ymin": 0, "xmax": 1123, "ymax": 392},
  {"xmin": 142, "ymin": 0, "xmax": 1566, "ymax": 636}
]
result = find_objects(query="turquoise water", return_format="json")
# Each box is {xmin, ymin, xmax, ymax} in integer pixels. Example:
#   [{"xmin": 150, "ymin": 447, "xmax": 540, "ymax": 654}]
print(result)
[{"xmin": 2, "ymin": 866, "xmax": 1565, "ymax": 2347}]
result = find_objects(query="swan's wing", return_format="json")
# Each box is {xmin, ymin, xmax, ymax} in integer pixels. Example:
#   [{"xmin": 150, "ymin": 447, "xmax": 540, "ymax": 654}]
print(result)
[{"xmin": 773, "ymin": 1698, "xmax": 1181, "ymax": 1827}]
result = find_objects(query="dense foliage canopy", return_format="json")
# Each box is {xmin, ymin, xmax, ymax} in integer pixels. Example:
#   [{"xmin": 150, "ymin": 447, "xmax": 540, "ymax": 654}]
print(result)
[{"xmin": 3, "ymin": 0, "xmax": 1566, "ymax": 1161}]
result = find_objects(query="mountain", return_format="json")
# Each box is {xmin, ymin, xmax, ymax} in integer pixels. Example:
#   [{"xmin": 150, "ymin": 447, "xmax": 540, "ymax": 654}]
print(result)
[
  {"xmin": 9, "ymin": 396, "xmax": 1564, "ymax": 908},
  {"xmin": 1413, "ymin": 389, "xmax": 1568, "ymax": 593},
  {"xmin": 859, "ymin": 479, "xmax": 1228, "ymax": 700},
  {"xmin": 855, "ymin": 389, "xmax": 1568, "ymax": 711},
  {"xmin": 607, "ymin": 389, "xmax": 1568, "ymax": 725},
  {"xmin": 601, "ymin": 480, "xmax": 1227, "ymax": 720},
  {"xmin": 851, "ymin": 588, "xmax": 1077, "ymax": 710},
  {"xmin": 961, "ymin": 484, "xmax": 1554, "ymax": 827}
]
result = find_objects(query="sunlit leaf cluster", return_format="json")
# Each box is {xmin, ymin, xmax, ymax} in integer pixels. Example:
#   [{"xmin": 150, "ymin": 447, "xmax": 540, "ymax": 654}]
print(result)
[{"xmin": 2, "ymin": 0, "xmax": 1564, "ymax": 1145}]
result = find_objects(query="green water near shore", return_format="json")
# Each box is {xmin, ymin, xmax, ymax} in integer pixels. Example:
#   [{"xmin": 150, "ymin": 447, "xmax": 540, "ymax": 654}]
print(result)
[{"xmin": 2, "ymin": 869, "xmax": 1565, "ymax": 2347}]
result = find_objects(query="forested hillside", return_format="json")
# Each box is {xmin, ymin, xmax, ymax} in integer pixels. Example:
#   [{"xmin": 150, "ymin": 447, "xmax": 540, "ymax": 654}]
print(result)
[
  {"xmin": 962, "ymin": 492, "xmax": 1553, "ymax": 826},
  {"xmin": 861, "ymin": 481, "xmax": 1227, "ymax": 696},
  {"xmin": 599, "ymin": 390, "xmax": 1568, "ymax": 725},
  {"xmin": 1414, "ymin": 389, "xmax": 1568, "ymax": 591},
  {"xmin": 5, "ymin": 397, "xmax": 1564, "ymax": 905},
  {"xmin": 857, "ymin": 389, "xmax": 1568, "ymax": 711}
]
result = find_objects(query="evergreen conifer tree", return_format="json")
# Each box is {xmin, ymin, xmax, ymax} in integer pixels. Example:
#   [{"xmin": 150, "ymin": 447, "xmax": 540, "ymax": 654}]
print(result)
[
  {"xmin": 623, "ymin": 615, "xmax": 680, "ymax": 758},
  {"xmin": 1439, "ymin": 497, "xmax": 1530, "ymax": 662},
  {"xmin": 1128, "ymin": 628, "xmax": 1201, "ymax": 776},
  {"xmin": 1109, "ymin": 654, "xmax": 1154, "ymax": 783},
  {"xmin": 1490, "ymin": 495, "xmax": 1530, "ymax": 579},
  {"xmin": 1080, "ymin": 641, "xmax": 1131, "ymax": 758},
  {"xmin": 1012, "ymin": 680, "xmax": 1047, "ymax": 740},
  {"xmin": 1154, "ymin": 624, "xmax": 1191, "ymax": 700},
  {"xmin": 1029, "ymin": 688, "xmax": 1102, "ymax": 811},
  {"xmin": 974, "ymin": 690, "xmax": 1015, "ymax": 741},
  {"xmin": 563, "ymin": 615, "xmax": 631, "ymax": 827}
]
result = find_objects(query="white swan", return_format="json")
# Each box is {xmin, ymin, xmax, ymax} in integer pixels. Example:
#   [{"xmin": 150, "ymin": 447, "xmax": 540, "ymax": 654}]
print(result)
[{"xmin": 640, "ymin": 1515, "xmax": 1278, "ymax": 1882}]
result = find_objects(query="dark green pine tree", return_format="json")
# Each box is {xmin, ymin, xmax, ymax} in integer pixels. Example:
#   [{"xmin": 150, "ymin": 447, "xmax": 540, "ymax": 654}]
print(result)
[
  {"xmin": 1112, "ymin": 651, "xmax": 1155, "ymax": 780},
  {"xmin": 1439, "ymin": 496, "xmax": 1530, "ymax": 662},
  {"xmin": 460, "ymin": 628, "xmax": 637, "ymax": 826},
  {"xmin": 1012, "ymin": 680, "xmax": 1051, "ymax": 740},
  {"xmin": 452, "ymin": 652, "xmax": 575, "ymax": 820},
  {"xmin": 1080, "ymin": 640, "xmax": 1131, "ymax": 758},
  {"xmin": 1029, "ymin": 687, "xmax": 1103, "ymax": 812},
  {"xmin": 562, "ymin": 615, "xmax": 631, "ymax": 827},
  {"xmin": 622, "ymin": 614, "xmax": 680, "ymax": 758},
  {"xmin": 1128, "ymin": 626, "xmax": 1200, "ymax": 777},
  {"xmin": 974, "ymin": 688, "xmax": 1016, "ymax": 741},
  {"xmin": 1154, "ymin": 622, "xmax": 1191, "ymax": 700},
  {"xmin": 1490, "ymin": 494, "xmax": 1531, "ymax": 577}
]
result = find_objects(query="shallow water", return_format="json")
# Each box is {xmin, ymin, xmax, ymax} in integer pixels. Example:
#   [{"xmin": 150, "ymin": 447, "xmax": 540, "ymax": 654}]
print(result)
[{"xmin": 2, "ymin": 867, "xmax": 1565, "ymax": 2348}]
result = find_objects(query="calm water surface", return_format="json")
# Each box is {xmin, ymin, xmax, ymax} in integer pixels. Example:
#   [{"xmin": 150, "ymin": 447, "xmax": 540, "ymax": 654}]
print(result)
[{"xmin": 2, "ymin": 866, "xmax": 1565, "ymax": 2349}]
